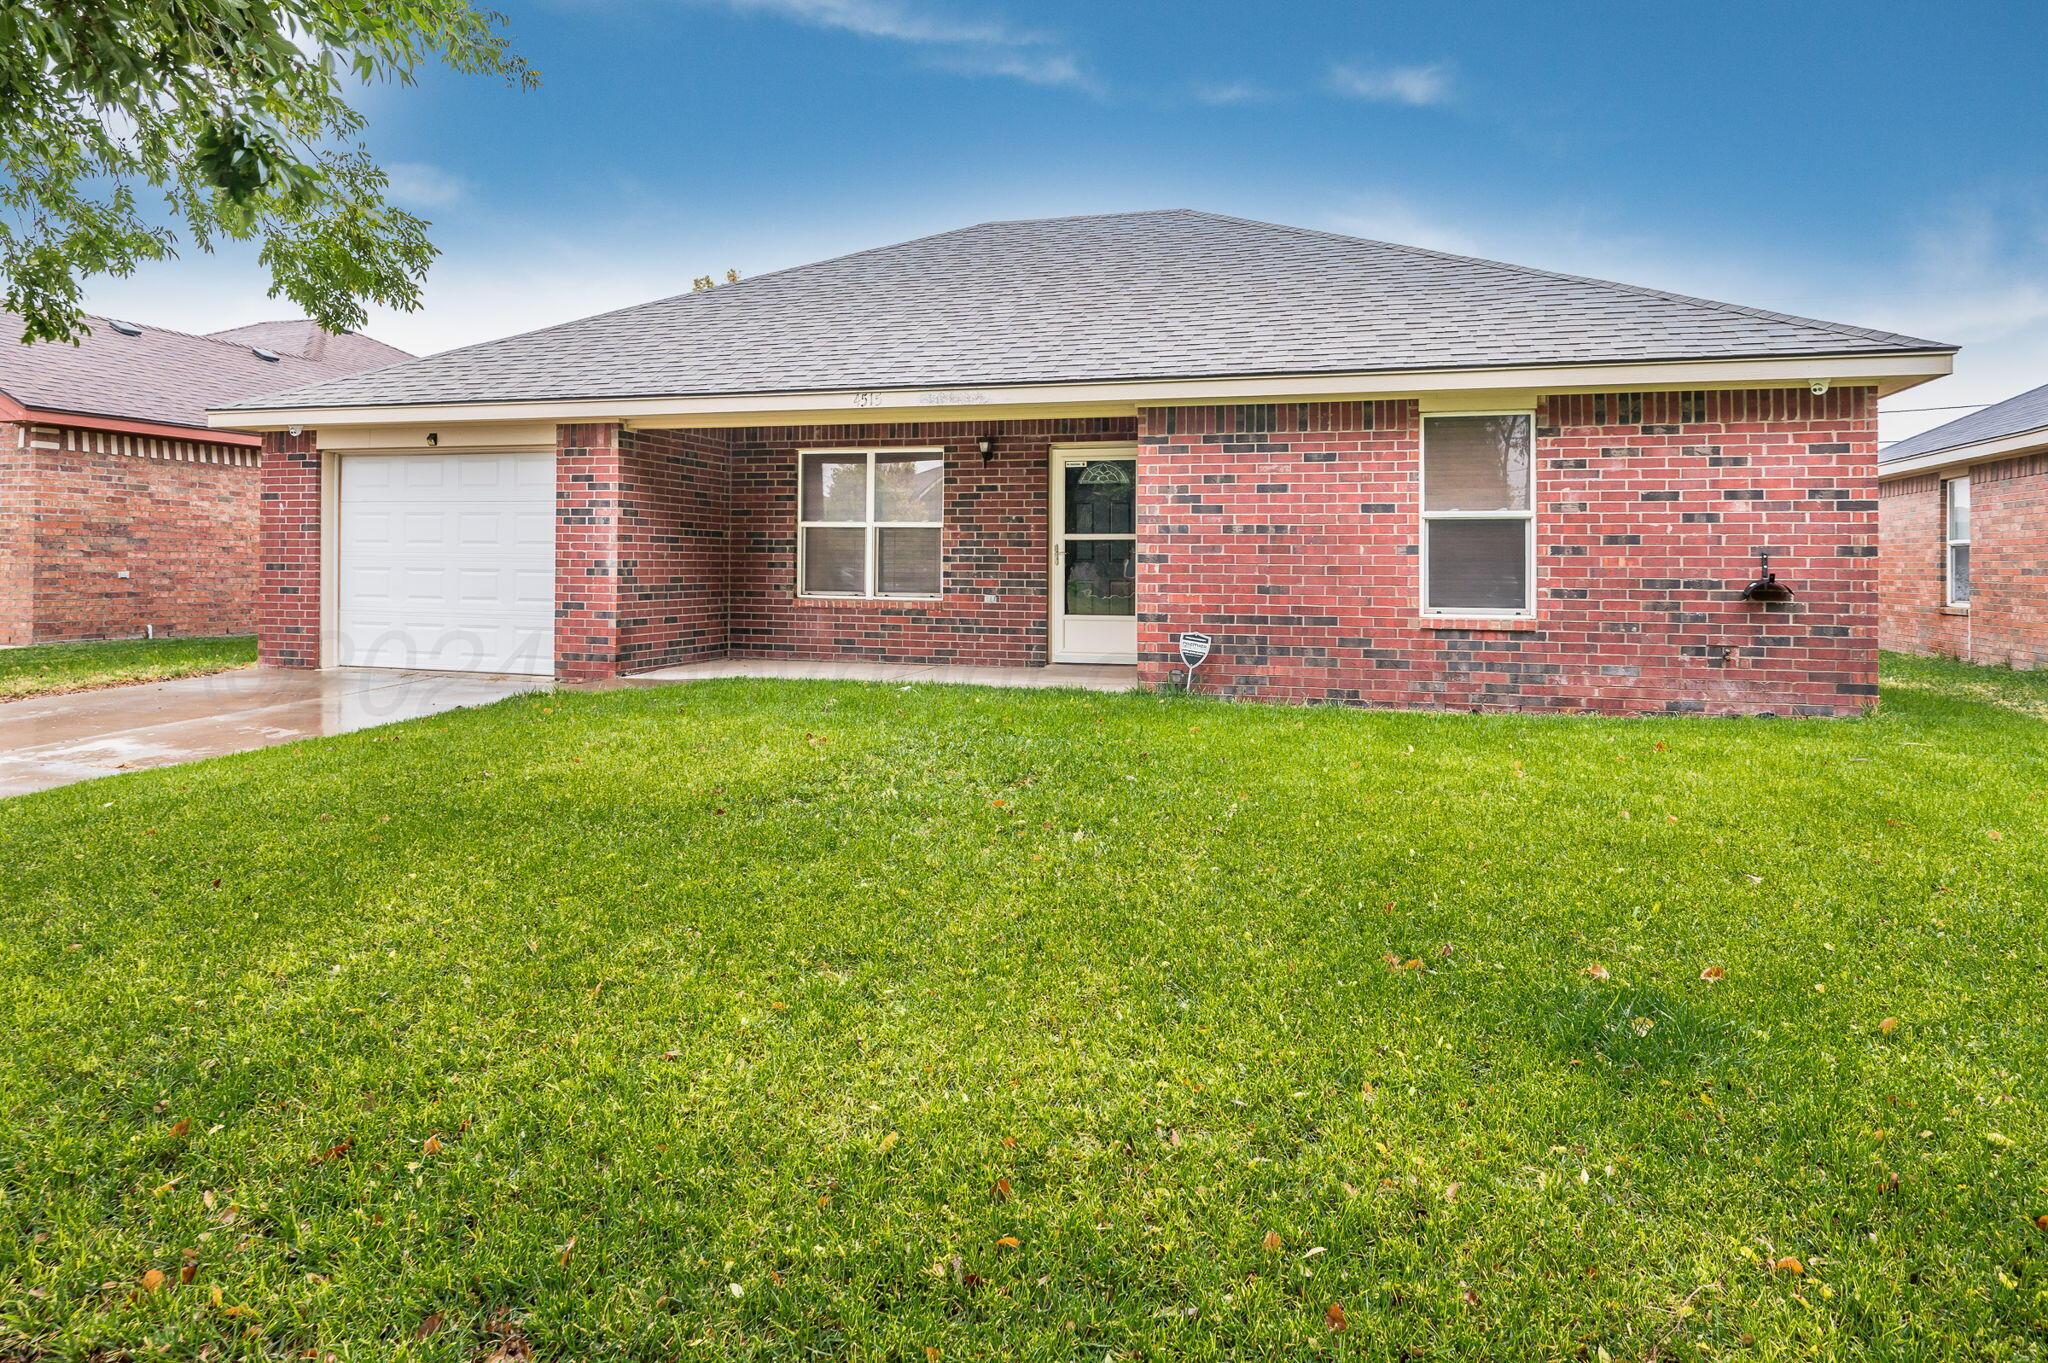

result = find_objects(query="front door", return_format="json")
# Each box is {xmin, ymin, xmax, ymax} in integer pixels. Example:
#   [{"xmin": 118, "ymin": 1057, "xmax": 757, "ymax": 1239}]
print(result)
[{"xmin": 1050, "ymin": 445, "xmax": 1138, "ymax": 664}]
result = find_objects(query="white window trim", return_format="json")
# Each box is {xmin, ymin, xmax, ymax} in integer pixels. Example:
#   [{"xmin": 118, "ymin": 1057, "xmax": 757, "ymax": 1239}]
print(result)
[
  {"xmin": 796, "ymin": 447, "xmax": 946, "ymax": 600},
  {"xmin": 1419, "ymin": 411, "xmax": 1538, "ymax": 619},
  {"xmin": 1943, "ymin": 473, "xmax": 1971, "ymax": 609}
]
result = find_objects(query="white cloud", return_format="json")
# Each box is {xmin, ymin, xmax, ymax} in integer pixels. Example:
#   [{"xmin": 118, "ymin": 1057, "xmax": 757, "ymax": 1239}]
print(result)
[
  {"xmin": 707, "ymin": 0, "xmax": 1089, "ymax": 88},
  {"xmin": 383, "ymin": 161, "xmax": 472, "ymax": 211},
  {"xmin": 1189, "ymin": 80, "xmax": 1274, "ymax": 107},
  {"xmin": 1327, "ymin": 61, "xmax": 1451, "ymax": 107}
]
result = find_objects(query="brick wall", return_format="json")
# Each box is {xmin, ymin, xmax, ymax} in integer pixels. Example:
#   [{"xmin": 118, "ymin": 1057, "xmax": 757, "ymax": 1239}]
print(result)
[
  {"xmin": 1137, "ymin": 388, "xmax": 1880, "ymax": 715},
  {"xmin": 0, "ymin": 423, "xmax": 32, "ymax": 645},
  {"xmin": 554, "ymin": 423, "xmax": 624, "ymax": 681},
  {"xmin": 728, "ymin": 418, "xmax": 1134, "ymax": 665},
  {"xmin": 258, "ymin": 428, "xmax": 321, "ymax": 667},
  {"xmin": 0, "ymin": 422, "xmax": 261, "ymax": 645},
  {"xmin": 1880, "ymin": 453, "xmax": 2048, "ymax": 669},
  {"xmin": 617, "ymin": 427, "xmax": 731, "ymax": 670}
]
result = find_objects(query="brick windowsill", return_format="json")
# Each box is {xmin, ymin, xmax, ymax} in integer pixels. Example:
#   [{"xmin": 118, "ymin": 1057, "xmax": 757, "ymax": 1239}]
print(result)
[
  {"xmin": 793, "ymin": 595, "xmax": 941, "ymax": 610},
  {"xmin": 1938, "ymin": 605, "xmax": 1971, "ymax": 617},
  {"xmin": 1420, "ymin": 615, "xmax": 1541, "ymax": 633}
]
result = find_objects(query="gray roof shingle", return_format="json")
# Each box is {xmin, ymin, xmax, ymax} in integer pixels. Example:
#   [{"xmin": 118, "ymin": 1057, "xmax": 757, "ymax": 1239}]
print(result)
[
  {"xmin": 219, "ymin": 210, "xmax": 1952, "ymax": 413},
  {"xmin": 2, "ymin": 314, "xmax": 411, "ymax": 430},
  {"xmin": 1880, "ymin": 380, "xmax": 2048, "ymax": 464}
]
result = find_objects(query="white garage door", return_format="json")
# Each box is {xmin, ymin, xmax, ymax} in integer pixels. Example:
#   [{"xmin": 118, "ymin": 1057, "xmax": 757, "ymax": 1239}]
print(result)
[{"xmin": 337, "ymin": 452, "xmax": 555, "ymax": 675}]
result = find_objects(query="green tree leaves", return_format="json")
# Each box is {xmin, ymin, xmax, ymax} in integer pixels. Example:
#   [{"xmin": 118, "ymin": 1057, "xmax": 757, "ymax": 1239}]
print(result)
[{"xmin": 0, "ymin": 0, "xmax": 538, "ymax": 343}]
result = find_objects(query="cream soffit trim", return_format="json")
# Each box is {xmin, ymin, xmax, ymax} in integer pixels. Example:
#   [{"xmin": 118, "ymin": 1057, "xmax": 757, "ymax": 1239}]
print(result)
[
  {"xmin": 210, "ymin": 350, "xmax": 1956, "ymax": 432},
  {"xmin": 1878, "ymin": 422, "xmax": 2048, "ymax": 480}
]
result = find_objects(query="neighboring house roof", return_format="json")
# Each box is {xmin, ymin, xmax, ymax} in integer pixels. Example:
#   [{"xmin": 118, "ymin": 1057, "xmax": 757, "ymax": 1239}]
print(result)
[
  {"xmin": 220, "ymin": 209, "xmax": 1952, "ymax": 415},
  {"xmin": 1879, "ymin": 379, "xmax": 2048, "ymax": 470},
  {"xmin": 0, "ymin": 313, "xmax": 412, "ymax": 434},
  {"xmin": 204, "ymin": 320, "xmax": 413, "ymax": 372}
]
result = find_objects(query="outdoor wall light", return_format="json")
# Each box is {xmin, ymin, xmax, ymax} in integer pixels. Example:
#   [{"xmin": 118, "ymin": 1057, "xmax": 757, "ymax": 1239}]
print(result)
[
  {"xmin": 1741, "ymin": 553, "xmax": 1795, "ymax": 603},
  {"xmin": 977, "ymin": 435, "xmax": 995, "ymax": 462},
  {"xmin": 426, "ymin": 431, "xmax": 439, "ymax": 446}
]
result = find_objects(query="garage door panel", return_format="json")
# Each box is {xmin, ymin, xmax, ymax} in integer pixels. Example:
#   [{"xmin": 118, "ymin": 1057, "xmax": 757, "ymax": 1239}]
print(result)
[
  {"xmin": 400, "ymin": 460, "xmax": 447, "ymax": 491},
  {"xmin": 338, "ymin": 452, "xmax": 555, "ymax": 676}
]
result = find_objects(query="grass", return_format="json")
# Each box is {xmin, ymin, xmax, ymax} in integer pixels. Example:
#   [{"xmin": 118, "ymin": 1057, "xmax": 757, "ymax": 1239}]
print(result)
[
  {"xmin": 0, "ymin": 636, "xmax": 256, "ymax": 701},
  {"xmin": 0, "ymin": 652, "xmax": 2044, "ymax": 1360}
]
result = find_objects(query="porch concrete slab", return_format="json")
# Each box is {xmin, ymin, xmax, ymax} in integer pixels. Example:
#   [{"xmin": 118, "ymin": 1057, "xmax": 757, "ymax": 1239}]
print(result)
[
  {"xmin": 0, "ymin": 667, "xmax": 548, "ymax": 798},
  {"xmin": 628, "ymin": 658, "xmax": 1142, "ymax": 692}
]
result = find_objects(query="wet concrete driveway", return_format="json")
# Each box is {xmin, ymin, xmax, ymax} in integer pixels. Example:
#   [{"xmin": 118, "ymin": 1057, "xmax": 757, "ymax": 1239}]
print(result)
[{"xmin": 0, "ymin": 667, "xmax": 550, "ymax": 798}]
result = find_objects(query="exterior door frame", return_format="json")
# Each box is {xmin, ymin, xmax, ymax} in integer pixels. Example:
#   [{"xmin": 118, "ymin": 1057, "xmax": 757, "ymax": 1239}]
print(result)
[{"xmin": 1048, "ymin": 441, "xmax": 1139, "ymax": 665}]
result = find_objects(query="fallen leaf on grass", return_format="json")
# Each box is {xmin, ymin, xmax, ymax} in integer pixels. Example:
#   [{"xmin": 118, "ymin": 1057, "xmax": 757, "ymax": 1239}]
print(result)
[
  {"xmin": 139, "ymin": 1269, "xmax": 165, "ymax": 1293},
  {"xmin": 1631, "ymin": 1016, "xmax": 1655, "ymax": 1037},
  {"xmin": 1262, "ymin": 1230, "xmax": 1283, "ymax": 1253},
  {"xmin": 2033, "ymin": 1214, "xmax": 2048, "ymax": 1232},
  {"xmin": 1325, "ymin": 1302, "xmax": 1348, "ymax": 1332},
  {"xmin": 1586, "ymin": 963, "xmax": 1610, "ymax": 982},
  {"xmin": 423, "ymin": 1134, "xmax": 443, "ymax": 1155},
  {"xmin": 309, "ymin": 1138, "xmax": 353, "ymax": 1165},
  {"xmin": 995, "ymin": 1236, "xmax": 1021, "ymax": 1249},
  {"xmin": 168, "ymin": 1118, "xmax": 191, "ymax": 1138},
  {"xmin": 414, "ymin": 1313, "xmax": 445, "ymax": 1340},
  {"xmin": 558, "ymin": 1238, "xmax": 576, "ymax": 1266},
  {"xmin": 879, "ymin": 1131, "xmax": 900, "ymax": 1153},
  {"xmin": 1773, "ymin": 1256, "xmax": 1803, "ymax": 1275},
  {"xmin": 1878, "ymin": 1017, "xmax": 1899, "ymax": 1035},
  {"xmin": 1699, "ymin": 965, "xmax": 1725, "ymax": 983},
  {"xmin": 992, "ymin": 1177, "xmax": 1013, "ymax": 1201}
]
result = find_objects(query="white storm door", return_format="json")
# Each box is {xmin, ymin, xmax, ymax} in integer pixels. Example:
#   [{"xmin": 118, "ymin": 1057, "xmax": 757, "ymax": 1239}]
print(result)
[
  {"xmin": 336, "ymin": 451, "xmax": 556, "ymax": 676},
  {"xmin": 1050, "ymin": 446, "xmax": 1138, "ymax": 664}
]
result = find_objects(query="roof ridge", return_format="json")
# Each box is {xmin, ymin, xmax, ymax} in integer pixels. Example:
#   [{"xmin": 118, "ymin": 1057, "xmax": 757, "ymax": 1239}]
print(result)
[
  {"xmin": 66, "ymin": 312, "xmax": 335, "ymax": 363},
  {"xmin": 1179, "ymin": 210, "xmax": 1951, "ymax": 354}
]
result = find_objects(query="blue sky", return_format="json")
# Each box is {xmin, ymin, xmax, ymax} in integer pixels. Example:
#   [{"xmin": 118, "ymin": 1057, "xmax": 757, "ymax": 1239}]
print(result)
[{"xmin": 84, "ymin": 0, "xmax": 2048, "ymax": 443}]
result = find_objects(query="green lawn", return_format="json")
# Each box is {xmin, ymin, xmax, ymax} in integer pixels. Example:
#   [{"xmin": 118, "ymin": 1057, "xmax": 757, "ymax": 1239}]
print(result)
[
  {"xmin": 1, "ymin": 654, "xmax": 2044, "ymax": 1360},
  {"xmin": 0, "ymin": 635, "xmax": 256, "ymax": 701}
]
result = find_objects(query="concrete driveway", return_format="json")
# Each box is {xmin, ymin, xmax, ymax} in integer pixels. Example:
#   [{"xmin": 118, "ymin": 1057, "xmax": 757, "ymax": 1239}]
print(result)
[{"xmin": 0, "ymin": 667, "xmax": 549, "ymax": 798}]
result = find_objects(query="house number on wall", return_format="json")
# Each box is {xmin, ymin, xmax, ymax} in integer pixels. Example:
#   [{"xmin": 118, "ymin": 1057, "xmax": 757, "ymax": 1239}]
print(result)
[{"xmin": 850, "ymin": 390, "xmax": 992, "ymax": 409}]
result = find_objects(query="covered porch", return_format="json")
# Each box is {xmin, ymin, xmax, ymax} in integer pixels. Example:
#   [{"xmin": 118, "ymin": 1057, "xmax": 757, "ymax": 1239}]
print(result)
[{"xmin": 563, "ymin": 415, "xmax": 1148, "ymax": 682}]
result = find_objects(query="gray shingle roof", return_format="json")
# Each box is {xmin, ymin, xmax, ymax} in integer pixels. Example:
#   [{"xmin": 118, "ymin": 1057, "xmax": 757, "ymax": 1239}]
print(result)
[
  {"xmin": 2, "ymin": 314, "xmax": 411, "ymax": 430},
  {"xmin": 1880, "ymin": 380, "xmax": 2048, "ymax": 464},
  {"xmin": 220, "ymin": 210, "xmax": 1952, "ymax": 413}
]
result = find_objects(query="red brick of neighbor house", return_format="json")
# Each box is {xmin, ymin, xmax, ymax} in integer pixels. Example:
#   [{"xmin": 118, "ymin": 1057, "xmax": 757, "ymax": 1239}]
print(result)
[
  {"xmin": 1134, "ymin": 388, "xmax": 1880, "ymax": 715},
  {"xmin": 1880, "ymin": 453, "xmax": 2048, "ymax": 669},
  {"xmin": 0, "ymin": 420, "xmax": 260, "ymax": 645}
]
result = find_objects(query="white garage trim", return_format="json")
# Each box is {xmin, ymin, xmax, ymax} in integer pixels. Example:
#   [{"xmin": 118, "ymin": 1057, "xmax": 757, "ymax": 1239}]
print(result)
[{"xmin": 332, "ymin": 449, "xmax": 556, "ymax": 676}]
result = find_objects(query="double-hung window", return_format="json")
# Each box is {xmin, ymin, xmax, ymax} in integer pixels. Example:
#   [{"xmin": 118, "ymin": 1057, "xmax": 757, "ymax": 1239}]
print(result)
[
  {"xmin": 1943, "ymin": 474, "xmax": 1971, "ymax": 606},
  {"xmin": 799, "ymin": 449, "xmax": 944, "ymax": 598},
  {"xmin": 1421, "ymin": 413, "xmax": 1535, "ymax": 615}
]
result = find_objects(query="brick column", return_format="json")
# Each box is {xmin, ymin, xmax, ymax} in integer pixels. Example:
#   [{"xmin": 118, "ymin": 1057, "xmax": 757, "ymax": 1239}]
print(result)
[
  {"xmin": 259, "ymin": 428, "xmax": 321, "ymax": 667},
  {"xmin": 555, "ymin": 422, "xmax": 624, "ymax": 679}
]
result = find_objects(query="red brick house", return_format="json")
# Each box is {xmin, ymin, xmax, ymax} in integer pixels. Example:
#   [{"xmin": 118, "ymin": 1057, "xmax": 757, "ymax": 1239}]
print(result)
[
  {"xmin": 0, "ymin": 316, "xmax": 409, "ymax": 644},
  {"xmin": 216, "ymin": 211, "xmax": 1956, "ymax": 714},
  {"xmin": 1878, "ymin": 382, "xmax": 2048, "ymax": 669}
]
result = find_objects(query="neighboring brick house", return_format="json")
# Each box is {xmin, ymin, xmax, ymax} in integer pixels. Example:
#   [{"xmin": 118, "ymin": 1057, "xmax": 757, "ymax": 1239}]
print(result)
[
  {"xmin": 215, "ymin": 211, "xmax": 1956, "ymax": 714},
  {"xmin": 1878, "ymin": 382, "xmax": 2048, "ymax": 669},
  {"xmin": 0, "ymin": 315, "xmax": 408, "ymax": 644}
]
